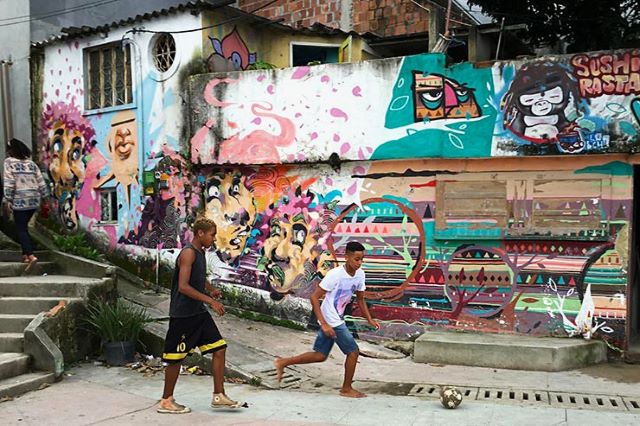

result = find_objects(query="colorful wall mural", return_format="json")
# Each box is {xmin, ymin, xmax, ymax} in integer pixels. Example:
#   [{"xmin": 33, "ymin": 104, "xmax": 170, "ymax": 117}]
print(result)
[
  {"xmin": 38, "ymin": 12, "xmax": 203, "ymax": 248},
  {"xmin": 37, "ymin": 22, "xmax": 637, "ymax": 352},
  {"xmin": 197, "ymin": 159, "xmax": 631, "ymax": 348},
  {"xmin": 189, "ymin": 50, "xmax": 640, "ymax": 164}
]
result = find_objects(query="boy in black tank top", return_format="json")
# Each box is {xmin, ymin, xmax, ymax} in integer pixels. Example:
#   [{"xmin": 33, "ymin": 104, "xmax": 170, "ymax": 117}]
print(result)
[{"xmin": 158, "ymin": 217, "xmax": 245, "ymax": 414}]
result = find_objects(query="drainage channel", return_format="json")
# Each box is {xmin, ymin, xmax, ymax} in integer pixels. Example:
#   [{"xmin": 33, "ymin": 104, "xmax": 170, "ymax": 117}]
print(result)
[
  {"xmin": 258, "ymin": 367, "xmax": 307, "ymax": 390},
  {"xmin": 408, "ymin": 384, "xmax": 640, "ymax": 412}
]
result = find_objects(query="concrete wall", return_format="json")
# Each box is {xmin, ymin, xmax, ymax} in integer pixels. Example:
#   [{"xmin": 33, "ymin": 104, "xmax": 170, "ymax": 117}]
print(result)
[
  {"xmin": 188, "ymin": 51, "xmax": 640, "ymax": 166},
  {"xmin": 35, "ymin": 25, "xmax": 639, "ymax": 350},
  {"xmin": 0, "ymin": 0, "xmax": 32, "ymax": 155}
]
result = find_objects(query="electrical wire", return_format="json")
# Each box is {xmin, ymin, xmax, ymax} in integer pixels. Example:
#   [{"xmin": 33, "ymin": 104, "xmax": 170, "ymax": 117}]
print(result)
[{"xmin": 0, "ymin": 0, "xmax": 122, "ymax": 27}]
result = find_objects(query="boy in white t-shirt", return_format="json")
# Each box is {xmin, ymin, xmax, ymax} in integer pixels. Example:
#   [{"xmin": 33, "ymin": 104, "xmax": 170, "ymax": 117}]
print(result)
[{"xmin": 274, "ymin": 241, "xmax": 379, "ymax": 398}]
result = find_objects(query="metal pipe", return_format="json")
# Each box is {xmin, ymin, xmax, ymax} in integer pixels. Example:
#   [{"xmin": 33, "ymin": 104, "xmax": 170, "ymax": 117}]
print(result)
[
  {"xmin": 444, "ymin": 0, "xmax": 453, "ymax": 35},
  {"xmin": 495, "ymin": 17, "xmax": 506, "ymax": 60},
  {"xmin": 0, "ymin": 60, "xmax": 14, "ymax": 143}
]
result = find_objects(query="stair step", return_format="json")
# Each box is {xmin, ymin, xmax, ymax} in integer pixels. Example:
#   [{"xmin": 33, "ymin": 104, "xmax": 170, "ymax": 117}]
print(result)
[
  {"xmin": 0, "ymin": 352, "xmax": 30, "ymax": 381},
  {"xmin": 0, "ymin": 371, "xmax": 55, "ymax": 398},
  {"xmin": 0, "ymin": 261, "xmax": 58, "ymax": 277},
  {"xmin": 0, "ymin": 297, "xmax": 83, "ymax": 315},
  {"xmin": 0, "ymin": 275, "xmax": 102, "ymax": 297},
  {"xmin": 0, "ymin": 251, "xmax": 48, "ymax": 262},
  {"xmin": 0, "ymin": 333, "xmax": 24, "ymax": 353},
  {"xmin": 0, "ymin": 314, "xmax": 36, "ymax": 333}
]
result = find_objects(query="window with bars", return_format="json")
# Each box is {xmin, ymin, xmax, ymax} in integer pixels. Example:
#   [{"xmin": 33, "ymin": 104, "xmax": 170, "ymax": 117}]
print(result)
[
  {"xmin": 85, "ymin": 43, "xmax": 133, "ymax": 110},
  {"xmin": 152, "ymin": 33, "xmax": 176, "ymax": 73},
  {"xmin": 99, "ymin": 189, "xmax": 118, "ymax": 222}
]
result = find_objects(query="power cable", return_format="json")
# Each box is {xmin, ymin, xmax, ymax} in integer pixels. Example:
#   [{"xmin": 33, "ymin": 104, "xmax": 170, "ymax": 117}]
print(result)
[
  {"xmin": 123, "ymin": 0, "xmax": 281, "ymax": 36},
  {"xmin": 0, "ymin": 0, "xmax": 121, "ymax": 23}
]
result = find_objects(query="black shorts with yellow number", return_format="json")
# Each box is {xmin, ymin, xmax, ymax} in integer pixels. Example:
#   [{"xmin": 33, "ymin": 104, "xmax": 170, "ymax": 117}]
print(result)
[{"xmin": 162, "ymin": 312, "xmax": 227, "ymax": 364}]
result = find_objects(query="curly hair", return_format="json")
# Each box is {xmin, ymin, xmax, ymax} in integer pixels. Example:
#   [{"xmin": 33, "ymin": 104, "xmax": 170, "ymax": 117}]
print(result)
[
  {"xmin": 39, "ymin": 101, "xmax": 96, "ymax": 165},
  {"xmin": 192, "ymin": 216, "xmax": 217, "ymax": 234}
]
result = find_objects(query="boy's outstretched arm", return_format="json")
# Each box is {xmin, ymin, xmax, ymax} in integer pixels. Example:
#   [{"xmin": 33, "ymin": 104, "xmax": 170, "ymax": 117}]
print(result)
[
  {"xmin": 311, "ymin": 285, "xmax": 336, "ymax": 339},
  {"xmin": 356, "ymin": 291, "xmax": 380, "ymax": 330}
]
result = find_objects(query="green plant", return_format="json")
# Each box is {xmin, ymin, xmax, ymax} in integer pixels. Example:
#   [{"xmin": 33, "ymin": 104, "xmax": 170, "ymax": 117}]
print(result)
[
  {"xmin": 52, "ymin": 232, "xmax": 101, "ymax": 261},
  {"xmin": 84, "ymin": 299, "xmax": 151, "ymax": 343},
  {"xmin": 246, "ymin": 60, "xmax": 277, "ymax": 70}
]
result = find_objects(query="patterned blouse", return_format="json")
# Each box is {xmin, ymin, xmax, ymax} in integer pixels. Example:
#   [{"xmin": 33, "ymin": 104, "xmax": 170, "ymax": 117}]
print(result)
[{"xmin": 2, "ymin": 157, "xmax": 49, "ymax": 211}]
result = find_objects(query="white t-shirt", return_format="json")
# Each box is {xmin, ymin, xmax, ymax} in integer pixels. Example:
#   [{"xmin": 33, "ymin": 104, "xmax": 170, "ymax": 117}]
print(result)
[{"xmin": 319, "ymin": 266, "xmax": 366, "ymax": 327}]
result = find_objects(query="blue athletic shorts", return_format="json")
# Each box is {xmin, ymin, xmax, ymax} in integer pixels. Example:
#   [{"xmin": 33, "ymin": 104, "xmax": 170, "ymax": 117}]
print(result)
[{"xmin": 312, "ymin": 323, "xmax": 359, "ymax": 356}]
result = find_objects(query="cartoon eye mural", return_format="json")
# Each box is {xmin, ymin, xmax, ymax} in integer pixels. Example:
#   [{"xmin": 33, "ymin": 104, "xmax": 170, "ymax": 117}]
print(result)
[
  {"xmin": 52, "ymin": 140, "xmax": 62, "ymax": 156},
  {"xmin": 206, "ymin": 179, "xmax": 221, "ymax": 202},
  {"xmin": 292, "ymin": 223, "xmax": 308, "ymax": 248},
  {"xmin": 71, "ymin": 147, "xmax": 82, "ymax": 161},
  {"xmin": 420, "ymin": 90, "xmax": 443, "ymax": 109},
  {"xmin": 412, "ymin": 72, "xmax": 481, "ymax": 122}
]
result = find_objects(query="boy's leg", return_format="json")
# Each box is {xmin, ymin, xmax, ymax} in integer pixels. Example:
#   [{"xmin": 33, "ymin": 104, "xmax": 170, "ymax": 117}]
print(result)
[
  {"xmin": 334, "ymin": 324, "xmax": 366, "ymax": 398},
  {"xmin": 158, "ymin": 316, "xmax": 196, "ymax": 414},
  {"xmin": 195, "ymin": 314, "xmax": 245, "ymax": 408},
  {"xmin": 274, "ymin": 328, "xmax": 332, "ymax": 383},
  {"xmin": 340, "ymin": 350, "xmax": 365, "ymax": 398},
  {"xmin": 212, "ymin": 347, "xmax": 225, "ymax": 394},
  {"xmin": 162, "ymin": 363, "xmax": 181, "ymax": 399}
]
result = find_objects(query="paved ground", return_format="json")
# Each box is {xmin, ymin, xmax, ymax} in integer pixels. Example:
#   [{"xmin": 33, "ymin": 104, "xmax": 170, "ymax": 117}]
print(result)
[
  {"xmin": 1, "ymin": 363, "xmax": 640, "ymax": 426},
  {"xmin": 120, "ymin": 280, "xmax": 640, "ymax": 399}
]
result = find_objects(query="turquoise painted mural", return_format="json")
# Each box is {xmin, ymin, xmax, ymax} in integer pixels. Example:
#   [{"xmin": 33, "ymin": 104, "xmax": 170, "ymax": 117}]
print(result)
[{"xmin": 189, "ymin": 49, "xmax": 640, "ymax": 165}]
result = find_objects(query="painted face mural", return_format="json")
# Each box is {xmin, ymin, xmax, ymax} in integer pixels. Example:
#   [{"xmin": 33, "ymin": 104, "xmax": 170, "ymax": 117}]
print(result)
[
  {"xmin": 501, "ymin": 62, "xmax": 583, "ymax": 150},
  {"xmin": 257, "ymin": 188, "xmax": 333, "ymax": 298},
  {"xmin": 41, "ymin": 102, "xmax": 95, "ymax": 198},
  {"xmin": 204, "ymin": 170, "xmax": 256, "ymax": 264},
  {"xmin": 208, "ymin": 27, "xmax": 256, "ymax": 71},
  {"xmin": 40, "ymin": 102, "xmax": 96, "ymax": 230},
  {"xmin": 107, "ymin": 110, "xmax": 138, "ymax": 188},
  {"xmin": 412, "ymin": 72, "xmax": 482, "ymax": 122}
]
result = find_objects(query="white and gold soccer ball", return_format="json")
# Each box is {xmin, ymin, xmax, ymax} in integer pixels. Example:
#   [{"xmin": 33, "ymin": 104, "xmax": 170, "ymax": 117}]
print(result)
[{"xmin": 439, "ymin": 386, "xmax": 463, "ymax": 409}]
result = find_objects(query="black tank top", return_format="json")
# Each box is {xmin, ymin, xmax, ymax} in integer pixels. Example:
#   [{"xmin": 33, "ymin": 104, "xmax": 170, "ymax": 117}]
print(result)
[{"xmin": 169, "ymin": 244, "xmax": 208, "ymax": 318}]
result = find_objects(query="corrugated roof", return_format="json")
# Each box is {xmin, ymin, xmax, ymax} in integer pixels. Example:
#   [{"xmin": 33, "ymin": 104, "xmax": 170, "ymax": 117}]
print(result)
[
  {"xmin": 31, "ymin": 0, "xmax": 381, "ymax": 48},
  {"xmin": 31, "ymin": 0, "xmax": 234, "ymax": 47}
]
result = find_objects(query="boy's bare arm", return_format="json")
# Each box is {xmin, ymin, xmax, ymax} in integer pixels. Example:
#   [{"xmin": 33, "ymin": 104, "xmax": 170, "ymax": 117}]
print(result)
[
  {"xmin": 177, "ymin": 250, "xmax": 224, "ymax": 316},
  {"xmin": 204, "ymin": 280, "xmax": 222, "ymax": 298},
  {"xmin": 311, "ymin": 285, "xmax": 336, "ymax": 338},
  {"xmin": 356, "ymin": 291, "xmax": 380, "ymax": 329}
]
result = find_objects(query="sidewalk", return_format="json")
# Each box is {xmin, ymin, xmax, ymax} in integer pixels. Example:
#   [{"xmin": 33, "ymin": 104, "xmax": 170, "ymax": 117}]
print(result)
[
  {"xmin": 1, "ymin": 363, "xmax": 640, "ymax": 426},
  {"xmin": 120, "ymin": 279, "xmax": 640, "ymax": 400}
]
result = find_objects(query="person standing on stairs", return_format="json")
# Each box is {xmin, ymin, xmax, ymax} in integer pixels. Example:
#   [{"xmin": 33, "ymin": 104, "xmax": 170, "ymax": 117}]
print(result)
[{"xmin": 2, "ymin": 138, "xmax": 49, "ymax": 271}]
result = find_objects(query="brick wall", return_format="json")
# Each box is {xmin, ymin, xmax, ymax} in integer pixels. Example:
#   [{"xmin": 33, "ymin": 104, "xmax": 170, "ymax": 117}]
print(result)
[{"xmin": 236, "ymin": 0, "xmax": 472, "ymax": 37}]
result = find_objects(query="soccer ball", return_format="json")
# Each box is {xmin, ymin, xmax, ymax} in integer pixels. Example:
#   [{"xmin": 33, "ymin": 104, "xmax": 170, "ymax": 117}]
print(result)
[{"xmin": 439, "ymin": 386, "xmax": 463, "ymax": 409}]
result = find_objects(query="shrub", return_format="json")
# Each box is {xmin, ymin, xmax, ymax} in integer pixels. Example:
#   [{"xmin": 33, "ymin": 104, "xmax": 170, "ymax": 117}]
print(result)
[{"xmin": 84, "ymin": 299, "xmax": 151, "ymax": 343}]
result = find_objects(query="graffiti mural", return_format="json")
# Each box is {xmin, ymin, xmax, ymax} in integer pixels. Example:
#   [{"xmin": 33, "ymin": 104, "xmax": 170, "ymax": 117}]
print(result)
[
  {"xmin": 208, "ymin": 27, "xmax": 256, "ymax": 71},
  {"xmin": 196, "ymin": 160, "xmax": 630, "ymax": 350},
  {"xmin": 412, "ymin": 72, "xmax": 482, "ymax": 122},
  {"xmin": 189, "ymin": 50, "xmax": 639, "ymax": 162},
  {"xmin": 37, "ymin": 34, "xmax": 637, "ymax": 351},
  {"xmin": 40, "ymin": 101, "xmax": 97, "ymax": 231}
]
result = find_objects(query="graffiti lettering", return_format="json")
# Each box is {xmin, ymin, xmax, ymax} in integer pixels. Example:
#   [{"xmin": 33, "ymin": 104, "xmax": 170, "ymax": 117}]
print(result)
[{"xmin": 571, "ymin": 52, "xmax": 640, "ymax": 98}]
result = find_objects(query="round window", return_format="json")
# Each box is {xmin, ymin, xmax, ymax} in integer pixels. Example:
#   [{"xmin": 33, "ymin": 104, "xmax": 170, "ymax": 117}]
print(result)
[{"xmin": 152, "ymin": 33, "xmax": 176, "ymax": 73}]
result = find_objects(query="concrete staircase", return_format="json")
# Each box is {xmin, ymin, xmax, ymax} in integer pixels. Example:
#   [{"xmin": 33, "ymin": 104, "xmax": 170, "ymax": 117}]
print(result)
[{"xmin": 0, "ymin": 250, "xmax": 86, "ymax": 398}]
